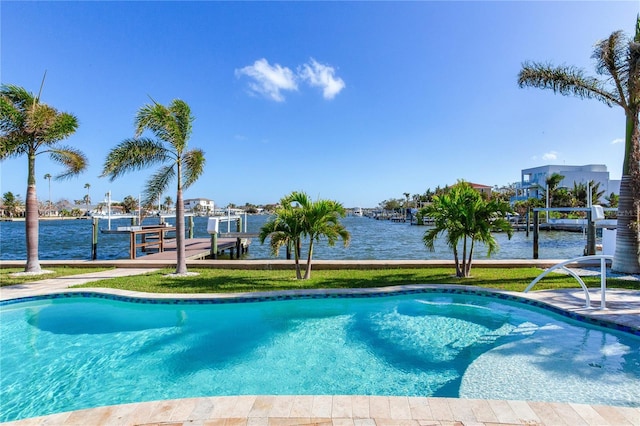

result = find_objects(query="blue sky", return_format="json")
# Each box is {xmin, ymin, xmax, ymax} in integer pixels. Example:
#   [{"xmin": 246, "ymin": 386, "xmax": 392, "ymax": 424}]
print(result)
[{"xmin": 1, "ymin": 1, "xmax": 638, "ymax": 208}]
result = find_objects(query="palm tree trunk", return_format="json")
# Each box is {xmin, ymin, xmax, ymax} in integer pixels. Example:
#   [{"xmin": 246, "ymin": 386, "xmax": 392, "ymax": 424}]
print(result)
[
  {"xmin": 174, "ymin": 167, "xmax": 187, "ymax": 274},
  {"xmin": 466, "ymin": 241, "xmax": 475, "ymax": 277},
  {"xmin": 612, "ymin": 107, "xmax": 640, "ymax": 274},
  {"xmin": 612, "ymin": 175, "xmax": 640, "ymax": 273},
  {"xmin": 25, "ymin": 152, "xmax": 41, "ymax": 273},
  {"xmin": 453, "ymin": 247, "xmax": 462, "ymax": 277},
  {"xmin": 304, "ymin": 240, "xmax": 314, "ymax": 279},
  {"xmin": 294, "ymin": 238, "xmax": 302, "ymax": 279},
  {"xmin": 460, "ymin": 237, "xmax": 468, "ymax": 278}
]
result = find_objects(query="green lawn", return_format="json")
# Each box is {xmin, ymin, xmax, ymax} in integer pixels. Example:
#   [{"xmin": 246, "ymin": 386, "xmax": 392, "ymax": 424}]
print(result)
[
  {"xmin": 65, "ymin": 267, "xmax": 638, "ymax": 294},
  {"xmin": 0, "ymin": 267, "xmax": 114, "ymax": 287}
]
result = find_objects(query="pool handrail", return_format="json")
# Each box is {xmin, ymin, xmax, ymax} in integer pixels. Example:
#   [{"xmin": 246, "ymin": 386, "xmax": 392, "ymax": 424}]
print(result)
[{"xmin": 524, "ymin": 255, "xmax": 613, "ymax": 310}]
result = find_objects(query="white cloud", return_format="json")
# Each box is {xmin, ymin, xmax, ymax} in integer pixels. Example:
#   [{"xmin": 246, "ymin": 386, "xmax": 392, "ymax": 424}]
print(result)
[
  {"xmin": 298, "ymin": 58, "xmax": 345, "ymax": 100},
  {"xmin": 235, "ymin": 58, "xmax": 297, "ymax": 102},
  {"xmin": 611, "ymin": 138, "xmax": 624, "ymax": 145},
  {"xmin": 542, "ymin": 151, "xmax": 558, "ymax": 161}
]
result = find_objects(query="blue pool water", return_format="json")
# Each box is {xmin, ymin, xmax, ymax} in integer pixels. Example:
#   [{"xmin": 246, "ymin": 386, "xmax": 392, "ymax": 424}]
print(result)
[{"xmin": 1, "ymin": 289, "xmax": 639, "ymax": 422}]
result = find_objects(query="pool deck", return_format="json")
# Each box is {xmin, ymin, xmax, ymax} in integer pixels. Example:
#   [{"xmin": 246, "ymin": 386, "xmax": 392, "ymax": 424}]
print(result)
[{"xmin": 1, "ymin": 262, "xmax": 639, "ymax": 426}]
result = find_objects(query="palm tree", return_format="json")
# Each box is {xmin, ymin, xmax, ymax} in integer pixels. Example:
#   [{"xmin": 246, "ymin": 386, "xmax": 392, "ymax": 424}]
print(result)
[
  {"xmin": 0, "ymin": 82, "xmax": 86, "ymax": 273},
  {"xmin": 571, "ymin": 180, "xmax": 606, "ymax": 207},
  {"xmin": 422, "ymin": 181, "xmax": 513, "ymax": 278},
  {"xmin": 294, "ymin": 192, "xmax": 350, "ymax": 279},
  {"xmin": 259, "ymin": 191, "xmax": 350, "ymax": 279},
  {"xmin": 84, "ymin": 183, "xmax": 91, "ymax": 211},
  {"xmin": 164, "ymin": 196, "xmax": 173, "ymax": 213},
  {"xmin": 259, "ymin": 196, "xmax": 306, "ymax": 278},
  {"xmin": 2, "ymin": 191, "xmax": 23, "ymax": 217},
  {"xmin": 44, "ymin": 173, "xmax": 52, "ymax": 216},
  {"xmin": 518, "ymin": 17, "xmax": 640, "ymax": 273},
  {"xmin": 543, "ymin": 173, "xmax": 565, "ymax": 208},
  {"xmin": 101, "ymin": 99, "xmax": 205, "ymax": 274},
  {"xmin": 605, "ymin": 192, "xmax": 620, "ymax": 208}
]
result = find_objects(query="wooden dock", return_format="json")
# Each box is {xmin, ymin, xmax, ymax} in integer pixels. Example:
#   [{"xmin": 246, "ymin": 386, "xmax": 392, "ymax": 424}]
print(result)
[{"xmin": 140, "ymin": 237, "xmax": 251, "ymax": 261}]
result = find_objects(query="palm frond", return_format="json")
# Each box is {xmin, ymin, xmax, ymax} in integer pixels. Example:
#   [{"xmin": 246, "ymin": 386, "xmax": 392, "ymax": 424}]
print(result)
[
  {"xmin": 0, "ymin": 135, "xmax": 30, "ymax": 158},
  {"xmin": 0, "ymin": 92, "xmax": 27, "ymax": 135},
  {"xmin": 168, "ymin": 99, "xmax": 193, "ymax": 151},
  {"xmin": 135, "ymin": 102, "xmax": 172, "ymax": 142},
  {"xmin": 135, "ymin": 99, "xmax": 193, "ymax": 153},
  {"xmin": 0, "ymin": 84, "xmax": 36, "ymax": 110},
  {"xmin": 518, "ymin": 62, "xmax": 621, "ymax": 107},
  {"xmin": 181, "ymin": 148, "xmax": 206, "ymax": 189},
  {"xmin": 101, "ymin": 138, "xmax": 169, "ymax": 181},
  {"xmin": 593, "ymin": 30, "xmax": 630, "ymax": 109},
  {"xmin": 142, "ymin": 165, "xmax": 175, "ymax": 207},
  {"xmin": 47, "ymin": 146, "xmax": 88, "ymax": 179}
]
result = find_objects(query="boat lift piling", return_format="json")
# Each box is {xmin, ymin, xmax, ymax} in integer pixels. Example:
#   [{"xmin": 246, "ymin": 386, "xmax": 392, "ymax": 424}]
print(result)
[
  {"xmin": 532, "ymin": 206, "xmax": 608, "ymax": 259},
  {"xmin": 207, "ymin": 214, "xmax": 247, "ymax": 259}
]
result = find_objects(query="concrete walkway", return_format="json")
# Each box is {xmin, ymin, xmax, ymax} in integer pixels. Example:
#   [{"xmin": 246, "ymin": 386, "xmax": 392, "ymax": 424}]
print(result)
[
  {"xmin": 1, "ymin": 267, "xmax": 639, "ymax": 425},
  {"xmin": 0, "ymin": 268, "xmax": 159, "ymax": 301}
]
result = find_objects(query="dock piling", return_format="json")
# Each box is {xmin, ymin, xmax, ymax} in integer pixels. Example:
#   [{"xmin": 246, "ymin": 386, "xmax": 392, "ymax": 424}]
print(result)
[{"xmin": 92, "ymin": 217, "xmax": 98, "ymax": 260}]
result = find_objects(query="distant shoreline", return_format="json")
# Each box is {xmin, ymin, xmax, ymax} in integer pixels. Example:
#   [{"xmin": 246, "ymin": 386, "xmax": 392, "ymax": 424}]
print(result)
[{"xmin": 1, "ymin": 217, "xmax": 91, "ymax": 222}]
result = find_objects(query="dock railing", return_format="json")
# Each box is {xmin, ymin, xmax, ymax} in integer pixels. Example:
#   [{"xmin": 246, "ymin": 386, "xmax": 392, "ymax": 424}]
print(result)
[
  {"xmin": 130, "ymin": 226, "xmax": 176, "ymax": 259},
  {"xmin": 524, "ymin": 255, "xmax": 613, "ymax": 310}
]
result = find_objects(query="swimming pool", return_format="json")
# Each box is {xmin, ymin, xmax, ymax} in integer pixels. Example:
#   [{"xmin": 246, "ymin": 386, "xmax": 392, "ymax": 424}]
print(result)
[{"xmin": 1, "ymin": 288, "xmax": 639, "ymax": 422}]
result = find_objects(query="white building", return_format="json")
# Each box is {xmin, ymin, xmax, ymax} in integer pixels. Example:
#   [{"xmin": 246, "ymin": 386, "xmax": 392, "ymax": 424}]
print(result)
[
  {"xmin": 511, "ymin": 164, "xmax": 620, "ymax": 203},
  {"xmin": 183, "ymin": 198, "xmax": 215, "ymax": 213}
]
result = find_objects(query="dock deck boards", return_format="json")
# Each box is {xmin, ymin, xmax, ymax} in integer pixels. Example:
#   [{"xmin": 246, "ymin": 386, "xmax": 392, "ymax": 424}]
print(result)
[{"xmin": 140, "ymin": 237, "xmax": 248, "ymax": 261}]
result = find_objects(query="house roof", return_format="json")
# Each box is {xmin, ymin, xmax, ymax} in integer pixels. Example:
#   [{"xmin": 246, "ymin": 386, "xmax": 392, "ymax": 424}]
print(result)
[{"xmin": 468, "ymin": 182, "xmax": 492, "ymax": 189}]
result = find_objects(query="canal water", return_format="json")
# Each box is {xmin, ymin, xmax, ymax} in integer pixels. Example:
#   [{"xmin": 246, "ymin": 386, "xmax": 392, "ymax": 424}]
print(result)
[{"xmin": 0, "ymin": 215, "xmax": 591, "ymax": 261}]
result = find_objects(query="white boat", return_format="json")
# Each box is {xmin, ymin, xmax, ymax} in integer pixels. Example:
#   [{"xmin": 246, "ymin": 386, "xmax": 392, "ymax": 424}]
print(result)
[{"xmin": 353, "ymin": 207, "xmax": 363, "ymax": 217}]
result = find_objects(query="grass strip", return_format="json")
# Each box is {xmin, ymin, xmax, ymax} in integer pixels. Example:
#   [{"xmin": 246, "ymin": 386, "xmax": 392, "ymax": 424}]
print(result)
[
  {"xmin": 71, "ymin": 267, "xmax": 639, "ymax": 294},
  {"xmin": 1, "ymin": 267, "xmax": 115, "ymax": 287}
]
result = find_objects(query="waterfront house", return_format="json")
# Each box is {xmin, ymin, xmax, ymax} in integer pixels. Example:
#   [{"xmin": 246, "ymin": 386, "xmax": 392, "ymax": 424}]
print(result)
[
  {"xmin": 511, "ymin": 164, "xmax": 620, "ymax": 204},
  {"xmin": 468, "ymin": 183, "xmax": 492, "ymax": 197},
  {"xmin": 184, "ymin": 198, "xmax": 215, "ymax": 214}
]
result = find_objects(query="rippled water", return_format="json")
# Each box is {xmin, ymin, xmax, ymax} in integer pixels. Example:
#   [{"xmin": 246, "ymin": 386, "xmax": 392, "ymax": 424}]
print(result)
[{"xmin": 0, "ymin": 215, "xmax": 591, "ymax": 261}]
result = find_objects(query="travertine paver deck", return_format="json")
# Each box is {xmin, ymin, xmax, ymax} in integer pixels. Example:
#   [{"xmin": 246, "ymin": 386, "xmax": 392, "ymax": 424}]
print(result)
[
  {"xmin": 1, "ymin": 266, "xmax": 639, "ymax": 425},
  {"xmin": 3, "ymin": 395, "xmax": 639, "ymax": 425}
]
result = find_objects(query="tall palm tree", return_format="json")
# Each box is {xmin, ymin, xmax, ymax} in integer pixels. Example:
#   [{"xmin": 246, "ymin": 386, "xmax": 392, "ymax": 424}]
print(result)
[
  {"xmin": 0, "ymin": 82, "xmax": 86, "ymax": 273},
  {"xmin": 101, "ymin": 99, "xmax": 205, "ymax": 274},
  {"xmin": 422, "ymin": 181, "xmax": 513, "ymax": 278},
  {"xmin": 84, "ymin": 183, "xmax": 91, "ymax": 211},
  {"xmin": 518, "ymin": 17, "xmax": 640, "ymax": 273},
  {"xmin": 44, "ymin": 173, "xmax": 52, "ymax": 216}
]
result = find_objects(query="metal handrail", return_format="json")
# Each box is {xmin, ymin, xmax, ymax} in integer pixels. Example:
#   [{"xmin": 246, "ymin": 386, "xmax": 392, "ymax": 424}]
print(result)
[{"xmin": 524, "ymin": 255, "xmax": 613, "ymax": 310}]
